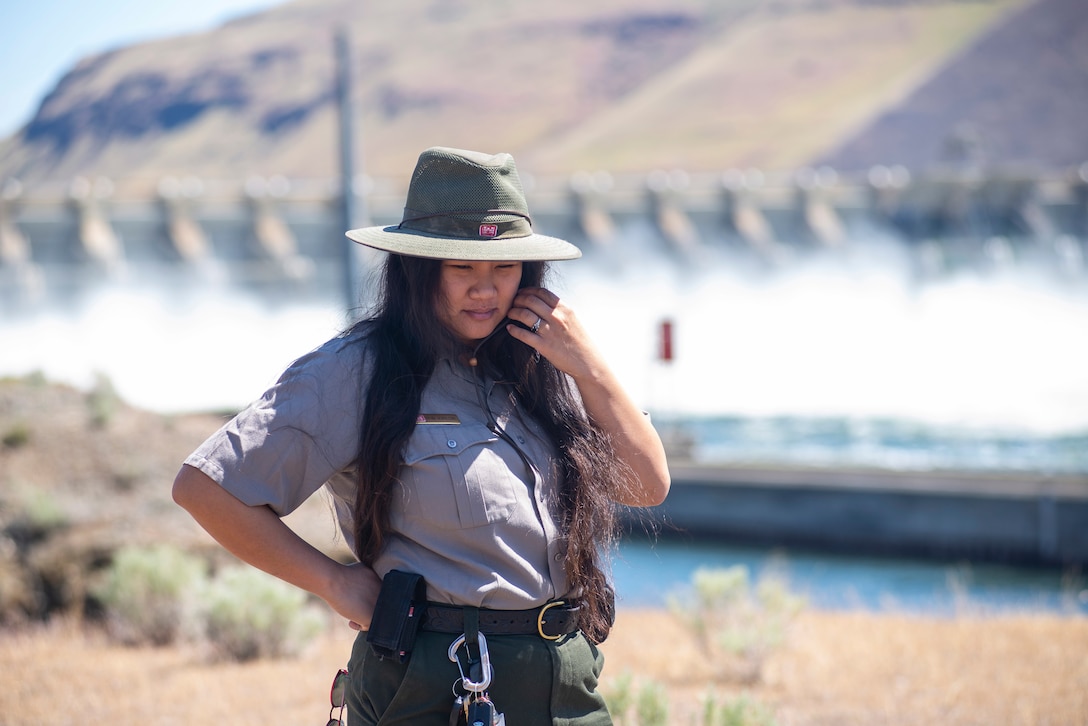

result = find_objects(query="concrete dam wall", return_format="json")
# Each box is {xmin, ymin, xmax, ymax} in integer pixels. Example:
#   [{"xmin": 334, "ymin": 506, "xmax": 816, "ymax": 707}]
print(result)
[{"xmin": 2, "ymin": 164, "xmax": 1087, "ymax": 308}]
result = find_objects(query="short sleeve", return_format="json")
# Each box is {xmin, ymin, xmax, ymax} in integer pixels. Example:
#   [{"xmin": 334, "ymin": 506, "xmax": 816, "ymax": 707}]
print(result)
[{"xmin": 184, "ymin": 334, "xmax": 368, "ymax": 516}]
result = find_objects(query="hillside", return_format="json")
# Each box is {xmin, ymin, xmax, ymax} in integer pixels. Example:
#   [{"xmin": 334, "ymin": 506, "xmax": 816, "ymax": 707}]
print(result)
[
  {"xmin": 0, "ymin": 0, "xmax": 1037, "ymax": 193},
  {"xmin": 0, "ymin": 375, "xmax": 344, "ymax": 623},
  {"xmin": 820, "ymin": 0, "xmax": 1088, "ymax": 171}
]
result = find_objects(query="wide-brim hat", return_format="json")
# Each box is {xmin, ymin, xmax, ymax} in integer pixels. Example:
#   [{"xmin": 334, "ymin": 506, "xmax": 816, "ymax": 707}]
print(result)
[{"xmin": 345, "ymin": 147, "xmax": 581, "ymax": 261}]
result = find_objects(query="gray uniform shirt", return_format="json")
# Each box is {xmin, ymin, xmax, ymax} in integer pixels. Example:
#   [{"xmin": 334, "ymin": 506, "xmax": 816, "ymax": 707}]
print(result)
[{"xmin": 184, "ymin": 326, "xmax": 571, "ymax": 609}]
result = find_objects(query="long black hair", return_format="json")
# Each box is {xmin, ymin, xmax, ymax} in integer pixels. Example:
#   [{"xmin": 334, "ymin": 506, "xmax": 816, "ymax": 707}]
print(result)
[{"xmin": 348, "ymin": 253, "xmax": 636, "ymax": 643}]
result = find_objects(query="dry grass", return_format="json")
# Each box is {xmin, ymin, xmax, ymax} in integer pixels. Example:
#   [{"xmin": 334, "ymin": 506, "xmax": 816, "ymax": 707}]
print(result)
[
  {"xmin": 2, "ymin": 608, "xmax": 1085, "ymax": 725},
  {"xmin": 521, "ymin": 0, "xmax": 1028, "ymax": 173},
  {"xmin": 0, "ymin": 618, "xmax": 350, "ymax": 726},
  {"xmin": 602, "ymin": 608, "xmax": 1088, "ymax": 725}
]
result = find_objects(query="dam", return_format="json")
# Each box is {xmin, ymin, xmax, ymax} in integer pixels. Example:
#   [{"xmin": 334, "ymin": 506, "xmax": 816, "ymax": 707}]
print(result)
[
  {"xmin": 2, "ymin": 164, "xmax": 1087, "ymax": 567},
  {"xmin": 2, "ymin": 162, "xmax": 1087, "ymax": 308}
]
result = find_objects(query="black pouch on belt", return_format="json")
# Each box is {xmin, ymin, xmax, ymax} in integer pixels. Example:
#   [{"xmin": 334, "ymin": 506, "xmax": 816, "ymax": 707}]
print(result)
[{"xmin": 366, "ymin": 570, "xmax": 427, "ymax": 662}]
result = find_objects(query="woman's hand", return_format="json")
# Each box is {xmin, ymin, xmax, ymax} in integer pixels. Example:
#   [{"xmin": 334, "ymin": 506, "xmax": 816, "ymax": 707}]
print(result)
[
  {"xmin": 506, "ymin": 286, "xmax": 607, "ymax": 380},
  {"xmin": 325, "ymin": 562, "xmax": 383, "ymax": 631},
  {"xmin": 506, "ymin": 287, "xmax": 671, "ymax": 507},
  {"xmin": 173, "ymin": 465, "xmax": 384, "ymax": 631}
]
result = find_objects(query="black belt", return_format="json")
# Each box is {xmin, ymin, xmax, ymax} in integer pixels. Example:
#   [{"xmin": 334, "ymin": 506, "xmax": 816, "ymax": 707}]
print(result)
[{"xmin": 420, "ymin": 601, "xmax": 580, "ymax": 640}]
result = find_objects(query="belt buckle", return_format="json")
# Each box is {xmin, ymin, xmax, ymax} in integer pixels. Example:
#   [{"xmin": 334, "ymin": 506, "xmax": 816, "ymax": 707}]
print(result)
[{"xmin": 536, "ymin": 600, "xmax": 565, "ymax": 641}]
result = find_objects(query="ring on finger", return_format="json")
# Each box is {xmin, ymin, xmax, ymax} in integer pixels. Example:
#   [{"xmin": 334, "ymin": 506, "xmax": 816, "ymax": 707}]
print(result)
[{"xmin": 530, "ymin": 316, "xmax": 542, "ymax": 334}]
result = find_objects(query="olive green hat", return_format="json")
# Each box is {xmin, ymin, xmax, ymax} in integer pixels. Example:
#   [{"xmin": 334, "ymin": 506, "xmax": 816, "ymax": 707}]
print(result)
[{"xmin": 345, "ymin": 146, "xmax": 582, "ymax": 261}]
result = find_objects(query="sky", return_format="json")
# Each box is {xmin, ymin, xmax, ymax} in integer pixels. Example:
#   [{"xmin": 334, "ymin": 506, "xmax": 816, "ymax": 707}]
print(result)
[{"xmin": 0, "ymin": 0, "xmax": 285, "ymax": 139}]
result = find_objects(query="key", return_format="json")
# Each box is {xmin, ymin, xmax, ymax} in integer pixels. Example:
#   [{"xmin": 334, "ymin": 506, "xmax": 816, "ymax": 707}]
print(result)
[
  {"xmin": 467, "ymin": 695, "xmax": 494, "ymax": 726},
  {"xmin": 448, "ymin": 694, "xmax": 466, "ymax": 726},
  {"xmin": 471, "ymin": 693, "xmax": 505, "ymax": 726}
]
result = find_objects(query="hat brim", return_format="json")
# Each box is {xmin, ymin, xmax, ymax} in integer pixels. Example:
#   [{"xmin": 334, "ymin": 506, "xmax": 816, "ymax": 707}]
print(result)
[{"xmin": 346, "ymin": 225, "xmax": 582, "ymax": 261}]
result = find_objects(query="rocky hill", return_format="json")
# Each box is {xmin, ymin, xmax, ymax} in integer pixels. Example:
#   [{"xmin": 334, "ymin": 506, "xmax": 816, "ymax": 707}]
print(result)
[
  {"xmin": 0, "ymin": 375, "xmax": 344, "ymax": 624},
  {"xmin": 819, "ymin": 0, "xmax": 1088, "ymax": 172},
  {"xmin": 0, "ymin": 0, "xmax": 1054, "ymax": 193}
]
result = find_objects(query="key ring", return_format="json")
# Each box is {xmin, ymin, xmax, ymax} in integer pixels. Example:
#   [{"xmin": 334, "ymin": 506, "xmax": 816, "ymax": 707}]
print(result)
[{"xmin": 447, "ymin": 632, "xmax": 493, "ymax": 692}]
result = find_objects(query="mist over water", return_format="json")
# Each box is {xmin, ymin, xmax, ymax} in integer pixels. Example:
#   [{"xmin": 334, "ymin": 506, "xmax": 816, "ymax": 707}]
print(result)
[
  {"xmin": 560, "ymin": 232, "xmax": 1088, "ymax": 471},
  {"xmin": 2, "ymin": 284, "xmax": 346, "ymax": 414},
  {"xmin": 564, "ymin": 242, "xmax": 1088, "ymax": 431},
  {"xmin": 4, "ymin": 234, "xmax": 1088, "ymax": 472}
]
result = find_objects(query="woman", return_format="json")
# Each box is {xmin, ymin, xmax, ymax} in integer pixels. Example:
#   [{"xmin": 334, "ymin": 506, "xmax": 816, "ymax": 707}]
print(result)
[{"xmin": 173, "ymin": 146, "xmax": 670, "ymax": 725}]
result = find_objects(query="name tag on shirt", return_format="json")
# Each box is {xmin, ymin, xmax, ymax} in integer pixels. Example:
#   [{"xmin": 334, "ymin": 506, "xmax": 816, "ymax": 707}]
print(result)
[{"xmin": 416, "ymin": 413, "xmax": 461, "ymax": 425}]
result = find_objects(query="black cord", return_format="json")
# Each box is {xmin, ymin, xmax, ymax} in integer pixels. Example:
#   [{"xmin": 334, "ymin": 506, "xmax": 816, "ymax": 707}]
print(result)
[{"xmin": 468, "ymin": 321, "xmax": 537, "ymax": 481}]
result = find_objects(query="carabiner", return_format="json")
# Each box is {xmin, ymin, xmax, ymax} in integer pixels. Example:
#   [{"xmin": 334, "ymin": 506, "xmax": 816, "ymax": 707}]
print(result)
[{"xmin": 447, "ymin": 632, "xmax": 493, "ymax": 692}]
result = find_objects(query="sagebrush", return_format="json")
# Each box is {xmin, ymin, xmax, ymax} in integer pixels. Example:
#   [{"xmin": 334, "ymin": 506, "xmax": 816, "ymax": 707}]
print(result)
[{"xmin": 95, "ymin": 545, "xmax": 326, "ymax": 660}]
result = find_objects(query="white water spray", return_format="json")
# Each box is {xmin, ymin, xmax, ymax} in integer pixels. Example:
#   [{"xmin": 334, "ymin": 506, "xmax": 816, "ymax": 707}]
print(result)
[
  {"xmin": 3, "ymin": 243, "xmax": 1087, "ymax": 441},
  {"xmin": 559, "ymin": 239, "xmax": 1088, "ymax": 436}
]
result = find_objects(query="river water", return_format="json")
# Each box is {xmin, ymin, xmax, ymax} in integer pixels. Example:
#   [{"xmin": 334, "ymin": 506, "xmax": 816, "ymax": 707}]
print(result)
[{"xmin": 612, "ymin": 538, "xmax": 1088, "ymax": 615}]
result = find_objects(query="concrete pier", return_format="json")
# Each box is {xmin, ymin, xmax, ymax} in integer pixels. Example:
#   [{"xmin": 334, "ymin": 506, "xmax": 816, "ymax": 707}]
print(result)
[
  {"xmin": 2, "ymin": 165, "xmax": 1086, "ymax": 298},
  {"xmin": 636, "ymin": 464, "xmax": 1088, "ymax": 566}
]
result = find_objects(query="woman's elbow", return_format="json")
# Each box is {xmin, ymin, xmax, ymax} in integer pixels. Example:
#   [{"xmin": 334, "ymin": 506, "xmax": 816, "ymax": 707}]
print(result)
[
  {"xmin": 172, "ymin": 464, "xmax": 210, "ymax": 511},
  {"xmin": 625, "ymin": 469, "xmax": 671, "ymax": 508},
  {"xmin": 643, "ymin": 471, "xmax": 671, "ymax": 507}
]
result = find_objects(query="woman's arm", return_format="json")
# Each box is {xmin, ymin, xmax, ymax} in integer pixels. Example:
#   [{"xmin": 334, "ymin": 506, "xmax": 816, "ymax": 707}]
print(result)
[
  {"xmin": 172, "ymin": 464, "xmax": 381, "ymax": 630},
  {"xmin": 507, "ymin": 287, "xmax": 671, "ymax": 507}
]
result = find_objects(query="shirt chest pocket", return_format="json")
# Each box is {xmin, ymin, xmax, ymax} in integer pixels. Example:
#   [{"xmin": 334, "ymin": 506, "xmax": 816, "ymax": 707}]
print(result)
[{"xmin": 399, "ymin": 424, "xmax": 523, "ymax": 529}]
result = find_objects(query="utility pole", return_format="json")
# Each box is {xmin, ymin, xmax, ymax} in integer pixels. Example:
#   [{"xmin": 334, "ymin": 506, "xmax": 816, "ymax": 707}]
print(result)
[{"xmin": 335, "ymin": 26, "xmax": 368, "ymax": 320}]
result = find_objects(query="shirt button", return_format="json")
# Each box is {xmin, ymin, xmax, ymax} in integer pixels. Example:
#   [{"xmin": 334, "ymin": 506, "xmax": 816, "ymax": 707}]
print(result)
[
  {"xmin": 446, "ymin": 440, "xmax": 457, "ymax": 449},
  {"xmin": 554, "ymin": 553, "xmax": 563, "ymax": 562},
  {"xmin": 516, "ymin": 435, "xmax": 526, "ymax": 444}
]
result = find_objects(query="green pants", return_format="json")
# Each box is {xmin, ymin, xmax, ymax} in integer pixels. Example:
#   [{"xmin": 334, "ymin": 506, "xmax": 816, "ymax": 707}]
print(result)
[{"xmin": 347, "ymin": 628, "xmax": 613, "ymax": 725}]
